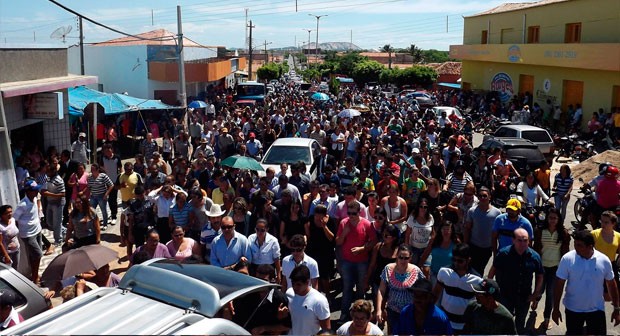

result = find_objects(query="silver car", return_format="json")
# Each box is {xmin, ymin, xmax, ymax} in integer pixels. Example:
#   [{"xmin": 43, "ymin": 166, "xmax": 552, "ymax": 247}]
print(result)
[{"xmin": 0, "ymin": 263, "xmax": 50, "ymax": 319}]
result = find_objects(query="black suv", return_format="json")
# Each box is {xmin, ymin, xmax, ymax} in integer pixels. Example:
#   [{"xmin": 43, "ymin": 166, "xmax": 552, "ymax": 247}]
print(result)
[{"xmin": 474, "ymin": 138, "xmax": 546, "ymax": 176}]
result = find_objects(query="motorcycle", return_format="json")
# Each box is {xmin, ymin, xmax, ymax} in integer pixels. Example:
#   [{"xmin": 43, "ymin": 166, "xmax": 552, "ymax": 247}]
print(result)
[
  {"xmin": 572, "ymin": 140, "xmax": 597, "ymax": 162},
  {"xmin": 521, "ymin": 198, "xmax": 555, "ymax": 230},
  {"xmin": 554, "ymin": 133, "xmax": 579, "ymax": 162},
  {"xmin": 572, "ymin": 178, "xmax": 595, "ymax": 230},
  {"xmin": 492, "ymin": 175, "xmax": 521, "ymax": 208}
]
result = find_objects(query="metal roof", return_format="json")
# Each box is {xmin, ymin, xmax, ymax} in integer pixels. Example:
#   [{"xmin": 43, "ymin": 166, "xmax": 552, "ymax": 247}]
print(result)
[{"xmin": 466, "ymin": 0, "xmax": 572, "ymax": 17}]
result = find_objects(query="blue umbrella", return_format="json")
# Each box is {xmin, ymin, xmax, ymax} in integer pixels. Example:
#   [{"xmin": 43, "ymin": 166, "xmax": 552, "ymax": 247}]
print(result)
[
  {"xmin": 311, "ymin": 92, "xmax": 330, "ymax": 101},
  {"xmin": 188, "ymin": 100, "xmax": 208, "ymax": 108}
]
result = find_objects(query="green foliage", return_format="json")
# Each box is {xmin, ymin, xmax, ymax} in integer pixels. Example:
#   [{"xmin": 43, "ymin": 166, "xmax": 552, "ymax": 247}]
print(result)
[
  {"xmin": 296, "ymin": 53, "xmax": 307, "ymax": 63},
  {"xmin": 329, "ymin": 77, "xmax": 340, "ymax": 95},
  {"xmin": 299, "ymin": 67, "xmax": 321, "ymax": 81},
  {"xmin": 351, "ymin": 60, "xmax": 385, "ymax": 85},
  {"xmin": 337, "ymin": 52, "xmax": 368, "ymax": 77},
  {"xmin": 256, "ymin": 62, "xmax": 289, "ymax": 81},
  {"xmin": 379, "ymin": 67, "xmax": 400, "ymax": 85},
  {"xmin": 421, "ymin": 49, "xmax": 450, "ymax": 63}
]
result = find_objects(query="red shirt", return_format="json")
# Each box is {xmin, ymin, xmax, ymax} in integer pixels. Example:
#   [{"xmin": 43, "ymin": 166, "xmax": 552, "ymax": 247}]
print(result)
[
  {"xmin": 337, "ymin": 217, "xmax": 375, "ymax": 263},
  {"xmin": 597, "ymin": 178, "xmax": 620, "ymax": 209}
]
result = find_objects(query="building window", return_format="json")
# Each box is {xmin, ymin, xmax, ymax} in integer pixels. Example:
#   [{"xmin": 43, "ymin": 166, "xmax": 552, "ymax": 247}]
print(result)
[
  {"xmin": 527, "ymin": 26, "xmax": 540, "ymax": 43},
  {"xmin": 565, "ymin": 23, "xmax": 581, "ymax": 43},
  {"xmin": 481, "ymin": 30, "xmax": 488, "ymax": 44},
  {"xmin": 500, "ymin": 28, "xmax": 513, "ymax": 44}
]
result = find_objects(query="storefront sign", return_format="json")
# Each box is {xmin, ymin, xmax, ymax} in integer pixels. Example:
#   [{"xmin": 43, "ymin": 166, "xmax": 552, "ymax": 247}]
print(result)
[
  {"xmin": 508, "ymin": 45, "xmax": 521, "ymax": 62},
  {"xmin": 490, "ymin": 72, "xmax": 514, "ymax": 103},
  {"xmin": 543, "ymin": 78, "xmax": 551, "ymax": 93},
  {"xmin": 25, "ymin": 92, "xmax": 63, "ymax": 119}
]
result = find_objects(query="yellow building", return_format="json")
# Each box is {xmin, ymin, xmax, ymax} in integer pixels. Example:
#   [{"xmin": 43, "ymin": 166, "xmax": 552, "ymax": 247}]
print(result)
[{"xmin": 450, "ymin": 0, "xmax": 620, "ymax": 124}]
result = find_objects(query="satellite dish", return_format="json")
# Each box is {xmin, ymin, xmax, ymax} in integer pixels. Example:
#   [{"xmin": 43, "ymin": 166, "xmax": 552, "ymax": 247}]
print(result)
[{"xmin": 50, "ymin": 25, "xmax": 73, "ymax": 43}]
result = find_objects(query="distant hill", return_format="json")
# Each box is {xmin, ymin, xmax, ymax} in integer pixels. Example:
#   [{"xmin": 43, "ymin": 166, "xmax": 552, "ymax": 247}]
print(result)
[{"xmin": 302, "ymin": 42, "xmax": 361, "ymax": 51}]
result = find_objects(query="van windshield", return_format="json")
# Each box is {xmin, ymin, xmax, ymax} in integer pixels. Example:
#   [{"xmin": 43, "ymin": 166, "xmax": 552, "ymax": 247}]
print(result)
[{"xmin": 522, "ymin": 130, "xmax": 552, "ymax": 143}]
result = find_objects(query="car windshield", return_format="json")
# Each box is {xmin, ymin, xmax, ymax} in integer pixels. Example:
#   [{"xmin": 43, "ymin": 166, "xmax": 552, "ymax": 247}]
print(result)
[
  {"xmin": 237, "ymin": 84, "xmax": 265, "ymax": 96},
  {"xmin": 263, "ymin": 146, "xmax": 311, "ymax": 165},
  {"xmin": 522, "ymin": 130, "xmax": 552, "ymax": 143}
]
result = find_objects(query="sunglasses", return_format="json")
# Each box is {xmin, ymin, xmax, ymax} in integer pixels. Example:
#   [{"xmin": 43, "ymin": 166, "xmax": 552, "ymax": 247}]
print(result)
[
  {"xmin": 398, "ymin": 255, "xmax": 410, "ymax": 260},
  {"xmin": 347, "ymin": 211, "xmax": 359, "ymax": 216},
  {"xmin": 173, "ymin": 233, "xmax": 184, "ymax": 237},
  {"xmin": 478, "ymin": 194, "xmax": 489, "ymax": 199},
  {"xmin": 419, "ymin": 205, "xmax": 428, "ymax": 209},
  {"xmin": 291, "ymin": 247, "xmax": 304, "ymax": 252},
  {"xmin": 222, "ymin": 225, "xmax": 235, "ymax": 230},
  {"xmin": 255, "ymin": 228, "xmax": 267, "ymax": 233}
]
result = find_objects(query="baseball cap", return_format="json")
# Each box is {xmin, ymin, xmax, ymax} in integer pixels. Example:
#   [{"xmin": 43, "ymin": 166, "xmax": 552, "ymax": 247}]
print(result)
[
  {"xmin": 506, "ymin": 199, "xmax": 521, "ymax": 211},
  {"xmin": 78, "ymin": 132, "xmax": 86, "ymax": 138},
  {"xmin": 24, "ymin": 179, "xmax": 42, "ymax": 191},
  {"xmin": 249, "ymin": 132, "xmax": 256, "ymax": 138},
  {"xmin": 471, "ymin": 279, "xmax": 501, "ymax": 299}
]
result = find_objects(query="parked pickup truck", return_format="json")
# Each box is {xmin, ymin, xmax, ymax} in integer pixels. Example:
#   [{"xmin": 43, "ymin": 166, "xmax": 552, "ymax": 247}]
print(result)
[
  {"xmin": 2, "ymin": 259, "xmax": 278, "ymax": 335},
  {"xmin": 0, "ymin": 263, "xmax": 50, "ymax": 319}
]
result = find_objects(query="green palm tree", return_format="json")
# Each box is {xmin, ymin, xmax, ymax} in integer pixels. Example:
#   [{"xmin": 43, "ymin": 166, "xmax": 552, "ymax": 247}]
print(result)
[
  {"xmin": 381, "ymin": 44, "xmax": 394, "ymax": 69},
  {"xmin": 408, "ymin": 44, "xmax": 424, "ymax": 64}
]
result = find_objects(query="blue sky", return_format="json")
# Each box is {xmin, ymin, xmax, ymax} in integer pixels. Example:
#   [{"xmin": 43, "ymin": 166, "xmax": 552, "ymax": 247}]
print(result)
[{"xmin": 0, "ymin": 0, "xmax": 514, "ymax": 50}]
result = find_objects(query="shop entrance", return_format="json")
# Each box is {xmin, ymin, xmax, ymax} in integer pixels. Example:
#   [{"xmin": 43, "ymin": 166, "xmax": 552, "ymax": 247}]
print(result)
[
  {"xmin": 10, "ymin": 121, "xmax": 44, "ymax": 155},
  {"xmin": 519, "ymin": 74, "xmax": 534, "ymax": 96},
  {"xmin": 612, "ymin": 85, "xmax": 620, "ymax": 110},
  {"xmin": 562, "ymin": 80, "xmax": 583, "ymax": 124}
]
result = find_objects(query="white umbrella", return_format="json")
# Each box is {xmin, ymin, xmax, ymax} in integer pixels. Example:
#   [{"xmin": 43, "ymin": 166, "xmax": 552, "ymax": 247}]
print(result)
[{"xmin": 338, "ymin": 108, "xmax": 361, "ymax": 118}]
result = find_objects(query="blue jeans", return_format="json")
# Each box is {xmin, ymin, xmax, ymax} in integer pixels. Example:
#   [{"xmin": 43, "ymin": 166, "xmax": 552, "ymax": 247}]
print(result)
[
  {"xmin": 554, "ymin": 194, "xmax": 570, "ymax": 220},
  {"xmin": 340, "ymin": 260, "xmax": 368, "ymax": 321},
  {"xmin": 90, "ymin": 195, "xmax": 109, "ymax": 225},
  {"xmin": 46, "ymin": 199, "xmax": 66, "ymax": 244}
]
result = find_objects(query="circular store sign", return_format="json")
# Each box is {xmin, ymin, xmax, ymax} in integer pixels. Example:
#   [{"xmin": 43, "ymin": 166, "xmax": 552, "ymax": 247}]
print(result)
[
  {"xmin": 490, "ymin": 72, "xmax": 514, "ymax": 103},
  {"xmin": 543, "ymin": 78, "xmax": 551, "ymax": 93},
  {"xmin": 507, "ymin": 45, "xmax": 521, "ymax": 62}
]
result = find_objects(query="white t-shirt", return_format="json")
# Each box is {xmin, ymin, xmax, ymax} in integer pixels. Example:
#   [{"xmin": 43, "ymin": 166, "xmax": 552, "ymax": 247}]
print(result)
[
  {"xmin": 336, "ymin": 321, "xmax": 384, "ymax": 335},
  {"xmin": 556, "ymin": 249, "xmax": 614, "ymax": 312},
  {"xmin": 282, "ymin": 254, "xmax": 320, "ymax": 289},
  {"xmin": 406, "ymin": 216, "xmax": 434, "ymax": 249},
  {"xmin": 437, "ymin": 267, "xmax": 482, "ymax": 330},
  {"xmin": 331, "ymin": 132, "xmax": 345, "ymax": 150},
  {"xmin": 286, "ymin": 287, "xmax": 331, "ymax": 335}
]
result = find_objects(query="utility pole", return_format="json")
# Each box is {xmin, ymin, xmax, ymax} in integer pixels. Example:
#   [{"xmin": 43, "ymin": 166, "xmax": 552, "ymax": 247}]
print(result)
[
  {"xmin": 248, "ymin": 20, "xmax": 255, "ymax": 81},
  {"xmin": 308, "ymin": 14, "xmax": 327, "ymax": 66},
  {"xmin": 350, "ymin": 30, "xmax": 352, "ymax": 50},
  {"xmin": 177, "ymin": 5, "xmax": 187, "ymax": 111},
  {"xmin": 302, "ymin": 29, "xmax": 312, "ymax": 58},
  {"xmin": 79, "ymin": 16, "xmax": 85, "ymax": 75},
  {"xmin": 245, "ymin": 8, "xmax": 249, "ymax": 52}
]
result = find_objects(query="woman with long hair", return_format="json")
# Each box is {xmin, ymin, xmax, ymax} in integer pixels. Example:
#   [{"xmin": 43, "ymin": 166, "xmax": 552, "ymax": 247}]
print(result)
[
  {"xmin": 517, "ymin": 171, "xmax": 550, "ymax": 206},
  {"xmin": 280, "ymin": 199, "xmax": 306, "ymax": 253},
  {"xmin": 533, "ymin": 207, "xmax": 569, "ymax": 330},
  {"xmin": 552, "ymin": 164, "xmax": 574, "ymax": 219},
  {"xmin": 429, "ymin": 221, "xmax": 460, "ymax": 286},
  {"xmin": 375, "ymin": 244, "xmax": 425, "ymax": 334},
  {"xmin": 230, "ymin": 197, "xmax": 252, "ymax": 237},
  {"xmin": 364, "ymin": 224, "xmax": 399, "ymax": 299},
  {"xmin": 404, "ymin": 198, "xmax": 435, "ymax": 278},
  {"xmin": 65, "ymin": 194, "xmax": 101, "ymax": 250},
  {"xmin": 68, "ymin": 163, "xmax": 90, "ymax": 201},
  {"xmin": 419, "ymin": 178, "xmax": 447, "ymax": 224},
  {"xmin": 162, "ymin": 130, "xmax": 174, "ymax": 163},
  {"xmin": 380, "ymin": 184, "xmax": 408, "ymax": 233}
]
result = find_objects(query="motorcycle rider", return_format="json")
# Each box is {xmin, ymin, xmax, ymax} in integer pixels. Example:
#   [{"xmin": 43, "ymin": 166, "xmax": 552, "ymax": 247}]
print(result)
[{"xmin": 594, "ymin": 166, "xmax": 620, "ymax": 219}]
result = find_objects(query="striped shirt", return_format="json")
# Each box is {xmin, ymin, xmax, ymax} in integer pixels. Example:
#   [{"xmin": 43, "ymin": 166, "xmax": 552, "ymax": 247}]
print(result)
[
  {"xmin": 337, "ymin": 167, "xmax": 359, "ymax": 188},
  {"xmin": 437, "ymin": 267, "xmax": 483, "ymax": 331},
  {"xmin": 540, "ymin": 229, "xmax": 562, "ymax": 267},
  {"xmin": 45, "ymin": 174, "xmax": 65, "ymax": 202},
  {"xmin": 87, "ymin": 173, "xmax": 113, "ymax": 197},
  {"xmin": 446, "ymin": 173, "xmax": 473, "ymax": 194},
  {"xmin": 169, "ymin": 202, "xmax": 192, "ymax": 228},
  {"xmin": 553, "ymin": 173, "xmax": 573, "ymax": 197}
]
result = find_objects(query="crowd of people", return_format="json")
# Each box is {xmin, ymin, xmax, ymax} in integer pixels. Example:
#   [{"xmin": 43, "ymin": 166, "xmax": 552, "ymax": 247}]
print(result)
[{"xmin": 3, "ymin": 78, "xmax": 620, "ymax": 335}]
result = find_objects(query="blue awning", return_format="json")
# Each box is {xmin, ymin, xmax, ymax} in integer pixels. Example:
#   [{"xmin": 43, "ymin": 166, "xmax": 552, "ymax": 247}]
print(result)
[
  {"xmin": 438, "ymin": 82, "xmax": 461, "ymax": 89},
  {"xmin": 69, "ymin": 86, "xmax": 179, "ymax": 115}
]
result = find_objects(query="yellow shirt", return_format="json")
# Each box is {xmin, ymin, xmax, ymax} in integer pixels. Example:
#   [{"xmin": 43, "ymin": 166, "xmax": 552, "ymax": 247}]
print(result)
[
  {"xmin": 591, "ymin": 228, "xmax": 620, "ymax": 262},
  {"xmin": 535, "ymin": 168, "xmax": 551, "ymax": 190},
  {"xmin": 119, "ymin": 172, "xmax": 139, "ymax": 202},
  {"xmin": 212, "ymin": 186, "xmax": 234, "ymax": 205}
]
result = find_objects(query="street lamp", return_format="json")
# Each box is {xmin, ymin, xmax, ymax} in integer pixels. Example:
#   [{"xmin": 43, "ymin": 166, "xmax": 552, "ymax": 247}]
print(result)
[
  {"xmin": 302, "ymin": 29, "xmax": 313, "ymax": 61},
  {"xmin": 308, "ymin": 14, "xmax": 327, "ymax": 66}
]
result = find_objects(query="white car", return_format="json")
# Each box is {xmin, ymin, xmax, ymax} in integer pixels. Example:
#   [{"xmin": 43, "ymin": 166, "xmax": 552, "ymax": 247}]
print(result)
[
  {"xmin": 432, "ymin": 106, "xmax": 463, "ymax": 120},
  {"xmin": 488, "ymin": 124, "xmax": 555, "ymax": 160},
  {"xmin": 260, "ymin": 138, "xmax": 321, "ymax": 180}
]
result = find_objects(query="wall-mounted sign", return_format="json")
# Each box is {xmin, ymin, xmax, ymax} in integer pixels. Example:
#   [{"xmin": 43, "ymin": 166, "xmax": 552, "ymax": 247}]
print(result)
[
  {"xmin": 508, "ymin": 45, "xmax": 521, "ymax": 62},
  {"xmin": 490, "ymin": 72, "xmax": 514, "ymax": 103},
  {"xmin": 24, "ymin": 92, "xmax": 63, "ymax": 119},
  {"xmin": 543, "ymin": 78, "xmax": 551, "ymax": 93}
]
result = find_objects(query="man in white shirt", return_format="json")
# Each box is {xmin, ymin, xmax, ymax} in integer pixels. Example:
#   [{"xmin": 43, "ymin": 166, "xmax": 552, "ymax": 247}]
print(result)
[
  {"xmin": 286, "ymin": 265, "xmax": 331, "ymax": 335},
  {"xmin": 281, "ymin": 235, "xmax": 320, "ymax": 291},
  {"xmin": 13, "ymin": 180, "xmax": 44, "ymax": 284}
]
